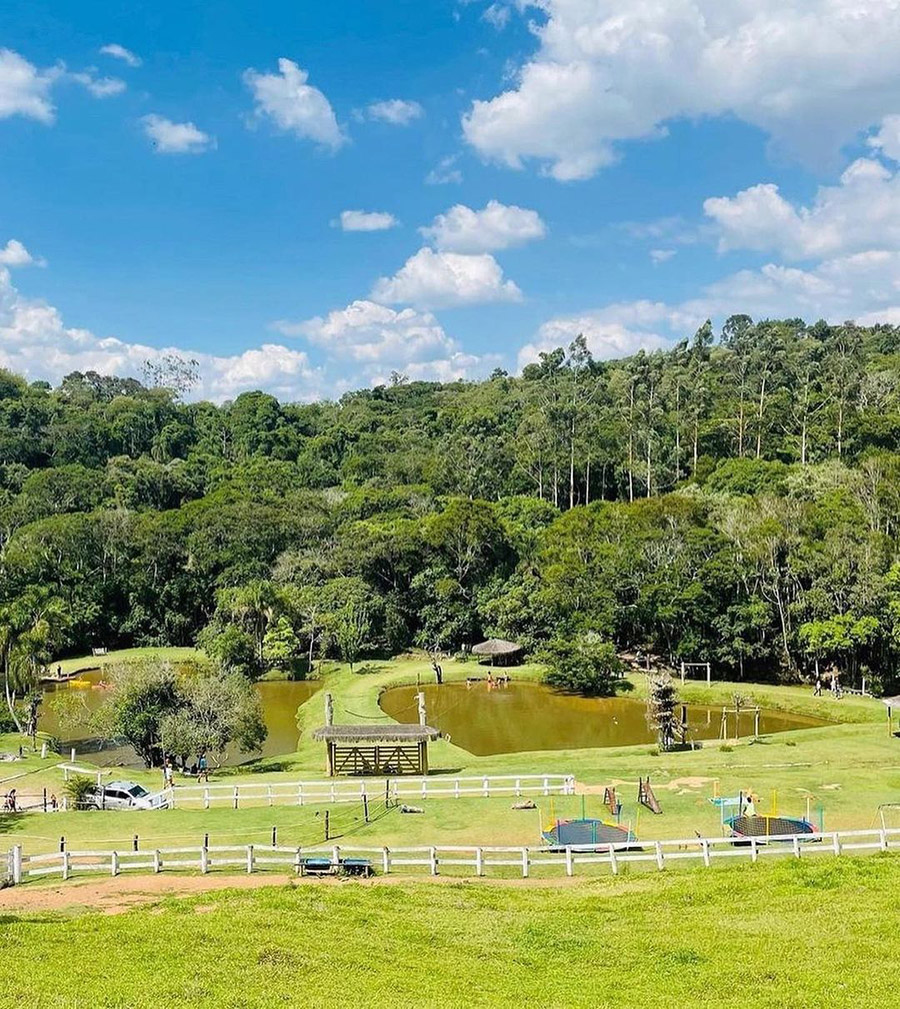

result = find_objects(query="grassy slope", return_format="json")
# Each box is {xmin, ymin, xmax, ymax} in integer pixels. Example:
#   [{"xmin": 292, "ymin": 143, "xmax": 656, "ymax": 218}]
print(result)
[
  {"xmin": 4, "ymin": 651, "xmax": 898, "ymax": 855},
  {"xmin": 54, "ymin": 646, "xmax": 203, "ymax": 676},
  {"xmin": 2, "ymin": 855, "xmax": 899, "ymax": 1008}
]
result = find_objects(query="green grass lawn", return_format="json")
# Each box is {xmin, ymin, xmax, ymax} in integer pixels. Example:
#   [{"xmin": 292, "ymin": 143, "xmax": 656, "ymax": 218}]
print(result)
[
  {"xmin": 2, "ymin": 855, "xmax": 899, "ymax": 1008},
  {"xmin": 53, "ymin": 646, "xmax": 204, "ymax": 676}
]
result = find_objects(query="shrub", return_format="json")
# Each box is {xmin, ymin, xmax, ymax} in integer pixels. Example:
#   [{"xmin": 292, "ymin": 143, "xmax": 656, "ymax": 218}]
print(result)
[
  {"xmin": 63, "ymin": 775, "xmax": 96, "ymax": 810},
  {"xmin": 540, "ymin": 633, "xmax": 623, "ymax": 696}
]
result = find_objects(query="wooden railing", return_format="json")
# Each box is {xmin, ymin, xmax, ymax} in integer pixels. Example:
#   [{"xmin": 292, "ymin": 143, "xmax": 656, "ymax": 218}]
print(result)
[
  {"xmin": 164, "ymin": 773, "xmax": 576, "ymax": 809},
  {"xmin": 7, "ymin": 828, "xmax": 899, "ymax": 885}
]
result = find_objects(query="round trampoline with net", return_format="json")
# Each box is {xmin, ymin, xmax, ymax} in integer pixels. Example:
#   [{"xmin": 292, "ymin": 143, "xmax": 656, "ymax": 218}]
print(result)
[
  {"xmin": 542, "ymin": 818, "xmax": 637, "ymax": 849},
  {"xmin": 726, "ymin": 813, "xmax": 818, "ymax": 841}
]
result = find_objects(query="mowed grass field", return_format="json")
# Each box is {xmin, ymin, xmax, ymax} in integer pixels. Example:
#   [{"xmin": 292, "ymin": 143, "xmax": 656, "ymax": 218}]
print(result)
[{"xmin": 2, "ymin": 855, "xmax": 900, "ymax": 1008}]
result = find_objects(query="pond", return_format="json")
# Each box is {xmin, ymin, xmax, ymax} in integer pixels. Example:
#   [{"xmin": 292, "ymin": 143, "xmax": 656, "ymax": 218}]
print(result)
[
  {"xmin": 39, "ymin": 670, "xmax": 321, "ymax": 768},
  {"xmin": 378, "ymin": 681, "xmax": 828, "ymax": 756}
]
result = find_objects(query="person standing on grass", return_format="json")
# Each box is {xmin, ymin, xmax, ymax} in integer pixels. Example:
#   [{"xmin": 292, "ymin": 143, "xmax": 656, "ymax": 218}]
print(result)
[
  {"xmin": 163, "ymin": 759, "xmax": 174, "ymax": 790},
  {"xmin": 197, "ymin": 754, "xmax": 208, "ymax": 783},
  {"xmin": 814, "ymin": 673, "xmax": 822, "ymax": 696}
]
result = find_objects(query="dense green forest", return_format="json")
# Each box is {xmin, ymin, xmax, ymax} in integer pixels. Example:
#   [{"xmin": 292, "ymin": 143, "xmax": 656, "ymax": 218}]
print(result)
[{"xmin": 4, "ymin": 315, "xmax": 900, "ymax": 705}]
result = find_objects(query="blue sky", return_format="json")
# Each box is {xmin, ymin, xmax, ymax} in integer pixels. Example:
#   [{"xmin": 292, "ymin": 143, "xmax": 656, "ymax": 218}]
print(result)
[{"xmin": 3, "ymin": 1, "xmax": 900, "ymax": 400}]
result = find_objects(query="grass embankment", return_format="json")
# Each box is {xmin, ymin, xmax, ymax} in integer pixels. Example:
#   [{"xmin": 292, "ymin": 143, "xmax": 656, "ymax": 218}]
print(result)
[
  {"xmin": 2, "ymin": 855, "xmax": 899, "ymax": 1008},
  {"xmin": 3, "ymin": 651, "xmax": 897, "ymax": 856},
  {"xmin": 53, "ymin": 646, "xmax": 203, "ymax": 677}
]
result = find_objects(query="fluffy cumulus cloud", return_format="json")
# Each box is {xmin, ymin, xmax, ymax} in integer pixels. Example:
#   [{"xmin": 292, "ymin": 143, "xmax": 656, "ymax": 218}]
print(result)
[
  {"xmin": 869, "ymin": 115, "xmax": 900, "ymax": 163},
  {"xmin": 0, "ymin": 48, "xmax": 58, "ymax": 123},
  {"xmin": 70, "ymin": 70, "xmax": 126, "ymax": 99},
  {"xmin": 142, "ymin": 115, "xmax": 215, "ymax": 154},
  {"xmin": 243, "ymin": 58, "xmax": 345, "ymax": 150},
  {"xmin": 366, "ymin": 99, "xmax": 423, "ymax": 125},
  {"xmin": 276, "ymin": 299, "xmax": 495, "ymax": 385},
  {"xmin": 338, "ymin": 210, "xmax": 398, "ymax": 232},
  {"xmin": 371, "ymin": 247, "xmax": 522, "ymax": 308},
  {"xmin": 99, "ymin": 44, "xmax": 142, "ymax": 68},
  {"xmin": 463, "ymin": 1, "xmax": 900, "ymax": 180},
  {"xmin": 0, "ymin": 266, "xmax": 323, "ymax": 403},
  {"xmin": 0, "ymin": 239, "xmax": 42, "ymax": 267},
  {"xmin": 705, "ymin": 158, "xmax": 900, "ymax": 260},
  {"xmin": 420, "ymin": 200, "xmax": 546, "ymax": 253}
]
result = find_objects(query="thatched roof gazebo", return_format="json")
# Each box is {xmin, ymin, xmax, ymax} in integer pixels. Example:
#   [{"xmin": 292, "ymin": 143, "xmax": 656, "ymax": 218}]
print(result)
[
  {"xmin": 471, "ymin": 638, "xmax": 523, "ymax": 667},
  {"xmin": 312, "ymin": 724, "xmax": 441, "ymax": 776}
]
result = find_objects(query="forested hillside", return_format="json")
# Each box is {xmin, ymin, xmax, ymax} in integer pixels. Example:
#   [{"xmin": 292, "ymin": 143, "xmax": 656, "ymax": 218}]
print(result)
[{"xmin": 4, "ymin": 315, "xmax": 900, "ymax": 693}]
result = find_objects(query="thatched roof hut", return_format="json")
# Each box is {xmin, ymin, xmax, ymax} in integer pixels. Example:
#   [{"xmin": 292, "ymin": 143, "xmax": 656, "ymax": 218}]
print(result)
[
  {"xmin": 471, "ymin": 638, "xmax": 523, "ymax": 666},
  {"xmin": 312, "ymin": 724, "xmax": 440, "ymax": 744}
]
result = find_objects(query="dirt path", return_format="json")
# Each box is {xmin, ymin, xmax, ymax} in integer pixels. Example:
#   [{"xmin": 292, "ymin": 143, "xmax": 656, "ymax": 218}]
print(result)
[{"xmin": 0, "ymin": 870, "xmax": 598, "ymax": 914}]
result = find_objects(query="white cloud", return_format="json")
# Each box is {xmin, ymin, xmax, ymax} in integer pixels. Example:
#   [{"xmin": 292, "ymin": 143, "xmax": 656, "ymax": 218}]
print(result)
[
  {"xmin": 142, "ymin": 114, "xmax": 215, "ymax": 154},
  {"xmin": 421, "ymin": 200, "xmax": 546, "ymax": 253},
  {"xmin": 0, "ymin": 240, "xmax": 43, "ymax": 268},
  {"xmin": 70, "ymin": 70, "xmax": 126, "ymax": 98},
  {"xmin": 99, "ymin": 44, "xmax": 142, "ymax": 68},
  {"xmin": 0, "ymin": 49, "xmax": 57, "ymax": 124},
  {"xmin": 482, "ymin": 4, "xmax": 511, "ymax": 30},
  {"xmin": 367, "ymin": 99, "xmax": 423, "ymax": 126},
  {"xmin": 276, "ymin": 299, "xmax": 495, "ymax": 386},
  {"xmin": 869, "ymin": 115, "xmax": 900, "ymax": 163},
  {"xmin": 243, "ymin": 58, "xmax": 345, "ymax": 150},
  {"xmin": 0, "ymin": 265, "xmax": 323, "ymax": 403},
  {"xmin": 426, "ymin": 155, "xmax": 463, "ymax": 185},
  {"xmin": 338, "ymin": 210, "xmax": 399, "ymax": 232},
  {"xmin": 650, "ymin": 249, "xmax": 676, "ymax": 264},
  {"xmin": 519, "ymin": 305, "xmax": 672, "ymax": 369},
  {"xmin": 371, "ymin": 247, "xmax": 522, "ymax": 308},
  {"xmin": 463, "ymin": 1, "xmax": 900, "ymax": 180},
  {"xmin": 705, "ymin": 158, "xmax": 900, "ymax": 260}
]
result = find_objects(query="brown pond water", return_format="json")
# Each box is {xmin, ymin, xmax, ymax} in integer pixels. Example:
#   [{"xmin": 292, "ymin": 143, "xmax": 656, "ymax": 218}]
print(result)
[
  {"xmin": 39, "ymin": 670, "xmax": 321, "ymax": 768},
  {"xmin": 379, "ymin": 682, "xmax": 828, "ymax": 756}
]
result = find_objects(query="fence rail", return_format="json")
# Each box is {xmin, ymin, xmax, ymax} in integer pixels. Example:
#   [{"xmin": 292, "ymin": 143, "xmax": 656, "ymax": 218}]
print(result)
[
  {"xmin": 163, "ymin": 773, "xmax": 576, "ymax": 809},
  {"xmin": 6, "ymin": 827, "xmax": 899, "ymax": 886}
]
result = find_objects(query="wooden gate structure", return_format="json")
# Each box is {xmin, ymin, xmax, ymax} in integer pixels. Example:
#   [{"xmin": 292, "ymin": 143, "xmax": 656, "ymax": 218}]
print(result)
[{"xmin": 313, "ymin": 724, "xmax": 441, "ymax": 776}]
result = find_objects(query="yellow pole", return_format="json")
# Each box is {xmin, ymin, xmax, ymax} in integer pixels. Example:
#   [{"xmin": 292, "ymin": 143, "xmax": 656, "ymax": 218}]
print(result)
[{"xmin": 771, "ymin": 789, "xmax": 778, "ymax": 817}]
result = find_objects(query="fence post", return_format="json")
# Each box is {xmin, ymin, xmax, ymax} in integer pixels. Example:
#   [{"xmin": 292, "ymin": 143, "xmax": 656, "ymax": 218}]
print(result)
[
  {"xmin": 298, "ymin": 784, "xmax": 303, "ymax": 806},
  {"xmin": 246, "ymin": 845, "xmax": 254, "ymax": 874},
  {"xmin": 482, "ymin": 776, "xmax": 489, "ymax": 798},
  {"xmin": 232, "ymin": 786, "xmax": 239, "ymax": 810},
  {"xmin": 200, "ymin": 847, "xmax": 209, "ymax": 874},
  {"xmin": 521, "ymin": 848, "xmax": 529, "ymax": 878},
  {"xmin": 832, "ymin": 832, "xmax": 841, "ymax": 857},
  {"xmin": 62, "ymin": 851, "xmax": 70, "ymax": 881},
  {"xmin": 880, "ymin": 829, "xmax": 889, "ymax": 852},
  {"xmin": 429, "ymin": 847, "xmax": 438, "ymax": 876},
  {"xmin": 515, "ymin": 778, "xmax": 521, "ymax": 797},
  {"xmin": 332, "ymin": 845, "xmax": 340, "ymax": 867},
  {"xmin": 565, "ymin": 846, "xmax": 573, "ymax": 877},
  {"xmin": 454, "ymin": 779, "xmax": 460, "ymax": 799},
  {"xmin": 153, "ymin": 850, "xmax": 161, "ymax": 873},
  {"xmin": 267, "ymin": 785, "xmax": 273, "ymax": 808},
  {"xmin": 751, "ymin": 837, "xmax": 758, "ymax": 863},
  {"xmin": 654, "ymin": 841, "xmax": 665, "ymax": 871},
  {"xmin": 792, "ymin": 835, "xmax": 801, "ymax": 859},
  {"xmin": 701, "ymin": 839, "xmax": 710, "ymax": 867},
  {"xmin": 475, "ymin": 847, "xmax": 484, "ymax": 876},
  {"xmin": 608, "ymin": 844, "xmax": 619, "ymax": 875},
  {"xmin": 543, "ymin": 776, "xmax": 549, "ymax": 796},
  {"xmin": 111, "ymin": 851, "xmax": 119, "ymax": 877},
  {"xmin": 204, "ymin": 788, "xmax": 210, "ymax": 810},
  {"xmin": 295, "ymin": 848, "xmax": 303, "ymax": 874},
  {"xmin": 12, "ymin": 845, "xmax": 22, "ymax": 885},
  {"xmin": 382, "ymin": 846, "xmax": 390, "ymax": 874}
]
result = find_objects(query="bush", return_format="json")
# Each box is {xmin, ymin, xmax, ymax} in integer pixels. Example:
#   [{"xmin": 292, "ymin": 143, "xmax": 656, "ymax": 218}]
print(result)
[
  {"xmin": 63, "ymin": 775, "xmax": 97, "ymax": 810},
  {"xmin": 540, "ymin": 633, "xmax": 623, "ymax": 696}
]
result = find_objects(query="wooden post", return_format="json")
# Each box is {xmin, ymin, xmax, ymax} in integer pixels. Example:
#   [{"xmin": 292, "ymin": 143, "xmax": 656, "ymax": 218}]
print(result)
[
  {"xmin": 751, "ymin": 837, "xmax": 758, "ymax": 863},
  {"xmin": 429, "ymin": 846, "xmax": 438, "ymax": 875},
  {"xmin": 324, "ymin": 810, "xmax": 330, "ymax": 841},
  {"xmin": 153, "ymin": 850, "xmax": 161, "ymax": 873},
  {"xmin": 706, "ymin": 662, "xmax": 711, "ymax": 686},
  {"xmin": 701, "ymin": 839, "xmax": 710, "ymax": 867},
  {"xmin": 62, "ymin": 851, "xmax": 69, "ymax": 880},
  {"xmin": 204, "ymin": 788, "xmax": 210, "ymax": 810},
  {"xmin": 416, "ymin": 692, "xmax": 426, "ymax": 727},
  {"xmin": 521, "ymin": 848, "xmax": 529, "ymax": 878},
  {"xmin": 111, "ymin": 851, "xmax": 119, "ymax": 877},
  {"xmin": 232, "ymin": 786, "xmax": 239, "ymax": 809},
  {"xmin": 382, "ymin": 846, "xmax": 390, "ymax": 874},
  {"xmin": 363, "ymin": 793, "xmax": 369, "ymax": 823},
  {"xmin": 200, "ymin": 847, "xmax": 209, "ymax": 874},
  {"xmin": 754, "ymin": 707, "xmax": 760, "ymax": 738},
  {"xmin": 654, "ymin": 841, "xmax": 665, "ymax": 871},
  {"xmin": 475, "ymin": 847, "xmax": 484, "ymax": 876},
  {"xmin": 608, "ymin": 845, "xmax": 619, "ymax": 875},
  {"xmin": 324, "ymin": 692, "xmax": 334, "ymax": 726},
  {"xmin": 12, "ymin": 845, "xmax": 22, "ymax": 885},
  {"xmin": 419, "ymin": 740, "xmax": 428, "ymax": 776},
  {"xmin": 565, "ymin": 847, "xmax": 574, "ymax": 877},
  {"xmin": 326, "ymin": 743, "xmax": 335, "ymax": 778},
  {"xmin": 246, "ymin": 845, "xmax": 254, "ymax": 873}
]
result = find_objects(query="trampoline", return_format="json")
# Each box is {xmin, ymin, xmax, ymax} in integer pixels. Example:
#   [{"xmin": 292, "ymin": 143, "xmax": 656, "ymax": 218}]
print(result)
[
  {"xmin": 542, "ymin": 818, "xmax": 636, "ymax": 849},
  {"xmin": 726, "ymin": 814, "xmax": 818, "ymax": 841}
]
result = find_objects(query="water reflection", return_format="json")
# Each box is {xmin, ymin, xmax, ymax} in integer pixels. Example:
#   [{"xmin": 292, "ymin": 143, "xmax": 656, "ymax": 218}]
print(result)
[
  {"xmin": 379, "ymin": 682, "xmax": 827, "ymax": 756},
  {"xmin": 39, "ymin": 670, "xmax": 321, "ymax": 767}
]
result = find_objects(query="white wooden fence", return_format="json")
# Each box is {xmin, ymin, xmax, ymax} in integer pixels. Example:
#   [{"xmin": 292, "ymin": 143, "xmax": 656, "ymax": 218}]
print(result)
[
  {"xmin": 163, "ymin": 773, "xmax": 576, "ymax": 809},
  {"xmin": 6, "ymin": 827, "xmax": 899, "ymax": 886}
]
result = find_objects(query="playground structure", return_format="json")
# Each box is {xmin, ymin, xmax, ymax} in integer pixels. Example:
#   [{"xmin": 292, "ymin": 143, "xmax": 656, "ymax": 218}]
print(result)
[
  {"xmin": 638, "ymin": 776, "xmax": 662, "ymax": 814},
  {"xmin": 543, "ymin": 793, "xmax": 638, "ymax": 849},
  {"xmin": 680, "ymin": 661, "xmax": 712, "ymax": 685},
  {"xmin": 711, "ymin": 785, "xmax": 822, "ymax": 840},
  {"xmin": 719, "ymin": 705, "xmax": 761, "ymax": 741}
]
